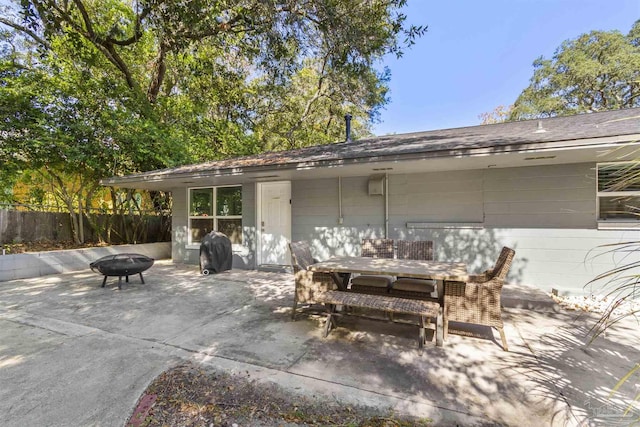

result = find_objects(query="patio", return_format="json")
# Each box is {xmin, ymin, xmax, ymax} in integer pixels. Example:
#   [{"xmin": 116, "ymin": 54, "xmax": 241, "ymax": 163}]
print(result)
[{"xmin": 0, "ymin": 260, "xmax": 638, "ymax": 426}]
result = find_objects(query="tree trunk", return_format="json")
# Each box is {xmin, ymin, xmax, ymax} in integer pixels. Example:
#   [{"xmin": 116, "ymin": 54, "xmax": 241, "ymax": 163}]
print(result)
[
  {"xmin": 78, "ymin": 197, "xmax": 85, "ymax": 244},
  {"xmin": 67, "ymin": 207, "xmax": 81, "ymax": 244}
]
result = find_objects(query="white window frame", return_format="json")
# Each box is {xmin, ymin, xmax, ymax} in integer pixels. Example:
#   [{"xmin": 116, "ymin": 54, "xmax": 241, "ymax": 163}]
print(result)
[
  {"xmin": 596, "ymin": 162, "xmax": 640, "ymax": 229},
  {"xmin": 187, "ymin": 185, "xmax": 242, "ymax": 246}
]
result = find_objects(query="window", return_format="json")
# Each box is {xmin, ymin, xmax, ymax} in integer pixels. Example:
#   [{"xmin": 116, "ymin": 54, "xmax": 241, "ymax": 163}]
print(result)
[
  {"xmin": 597, "ymin": 162, "xmax": 640, "ymax": 221},
  {"xmin": 189, "ymin": 186, "xmax": 242, "ymax": 244}
]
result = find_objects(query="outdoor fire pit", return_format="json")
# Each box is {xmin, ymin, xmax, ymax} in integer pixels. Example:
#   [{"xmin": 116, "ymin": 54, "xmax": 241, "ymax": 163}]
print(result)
[{"xmin": 89, "ymin": 253, "xmax": 154, "ymax": 290}]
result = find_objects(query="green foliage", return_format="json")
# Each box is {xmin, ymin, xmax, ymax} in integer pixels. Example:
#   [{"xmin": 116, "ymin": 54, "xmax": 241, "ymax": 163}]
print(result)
[
  {"xmin": 478, "ymin": 104, "xmax": 514, "ymax": 125},
  {"xmin": 0, "ymin": 0, "xmax": 426, "ymax": 240},
  {"xmin": 252, "ymin": 60, "xmax": 390, "ymax": 151},
  {"xmin": 511, "ymin": 20, "xmax": 640, "ymax": 120},
  {"xmin": 2, "ymin": 0, "xmax": 426, "ymax": 164}
]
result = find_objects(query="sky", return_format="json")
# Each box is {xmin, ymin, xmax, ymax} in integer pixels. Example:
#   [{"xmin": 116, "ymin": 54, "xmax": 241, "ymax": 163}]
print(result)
[
  {"xmin": 1, "ymin": 0, "xmax": 637, "ymax": 137},
  {"xmin": 372, "ymin": 0, "xmax": 640, "ymax": 136}
]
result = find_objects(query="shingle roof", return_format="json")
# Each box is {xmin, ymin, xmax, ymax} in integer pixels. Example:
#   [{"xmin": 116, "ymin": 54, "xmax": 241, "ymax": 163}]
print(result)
[{"xmin": 105, "ymin": 108, "xmax": 640, "ymax": 182}]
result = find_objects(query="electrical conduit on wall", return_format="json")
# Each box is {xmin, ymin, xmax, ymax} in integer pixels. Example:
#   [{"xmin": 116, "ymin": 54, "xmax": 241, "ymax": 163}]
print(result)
[
  {"xmin": 338, "ymin": 176, "xmax": 343, "ymax": 225},
  {"xmin": 385, "ymin": 173, "xmax": 389, "ymax": 238}
]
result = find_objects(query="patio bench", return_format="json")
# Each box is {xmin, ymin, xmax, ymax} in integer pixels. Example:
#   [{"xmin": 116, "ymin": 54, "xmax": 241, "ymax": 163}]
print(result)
[{"xmin": 315, "ymin": 290, "xmax": 443, "ymax": 349}]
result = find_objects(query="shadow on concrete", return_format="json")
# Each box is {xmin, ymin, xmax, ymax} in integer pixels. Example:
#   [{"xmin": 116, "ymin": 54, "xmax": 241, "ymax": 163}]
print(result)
[{"xmin": 0, "ymin": 262, "xmax": 637, "ymax": 427}]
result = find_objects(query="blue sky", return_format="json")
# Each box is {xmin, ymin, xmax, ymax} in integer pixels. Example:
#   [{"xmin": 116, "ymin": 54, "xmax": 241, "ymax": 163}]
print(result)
[
  {"xmin": 1, "ymin": 0, "xmax": 637, "ymax": 136},
  {"xmin": 372, "ymin": 0, "xmax": 640, "ymax": 135}
]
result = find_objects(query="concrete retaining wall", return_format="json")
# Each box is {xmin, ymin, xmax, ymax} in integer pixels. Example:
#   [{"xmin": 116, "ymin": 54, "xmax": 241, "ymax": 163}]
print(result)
[{"xmin": 0, "ymin": 242, "xmax": 171, "ymax": 282}]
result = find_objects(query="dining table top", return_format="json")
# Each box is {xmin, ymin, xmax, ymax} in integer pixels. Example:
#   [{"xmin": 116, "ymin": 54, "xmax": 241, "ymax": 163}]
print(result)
[{"xmin": 308, "ymin": 256, "xmax": 469, "ymax": 282}]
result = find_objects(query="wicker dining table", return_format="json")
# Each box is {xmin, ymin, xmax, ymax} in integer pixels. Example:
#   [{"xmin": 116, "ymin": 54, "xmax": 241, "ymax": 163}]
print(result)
[
  {"xmin": 309, "ymin": 256, "xmax": 469, "ymax": 346},
  {"xmin": 308, "ymin": 256, "xmax": 468, "ymax": 292}
]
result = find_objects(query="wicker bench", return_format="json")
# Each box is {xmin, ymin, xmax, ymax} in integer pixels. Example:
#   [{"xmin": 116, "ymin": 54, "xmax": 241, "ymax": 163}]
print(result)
[{"xmin": 316, "ymin": 290, "xmax": 443, "ymax": 349}]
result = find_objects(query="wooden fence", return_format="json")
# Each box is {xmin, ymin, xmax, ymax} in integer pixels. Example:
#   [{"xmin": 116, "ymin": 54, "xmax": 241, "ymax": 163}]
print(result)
[{"xmin": 0, "ymin": 209, "xmax": 171, "ymax": 245}]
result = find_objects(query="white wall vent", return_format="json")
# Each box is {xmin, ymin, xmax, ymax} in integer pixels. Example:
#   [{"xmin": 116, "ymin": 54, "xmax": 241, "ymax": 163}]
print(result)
[{"xmin": 368, "ymin": 175, "xmax": 385, "ymax": 195}]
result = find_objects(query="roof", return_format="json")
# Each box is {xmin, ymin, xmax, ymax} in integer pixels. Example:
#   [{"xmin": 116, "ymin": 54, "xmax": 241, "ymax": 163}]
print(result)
[{"xmin": 102, "ymin": 108, "xmax": 640, "ymax": 188}]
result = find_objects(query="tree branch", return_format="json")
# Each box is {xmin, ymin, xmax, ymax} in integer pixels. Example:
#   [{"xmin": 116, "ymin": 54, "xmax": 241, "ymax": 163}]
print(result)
[
  {"xmin": 45, "ymin": 0, "xmax": 138, "ymax": 91},
  {"xmin": 72, "ymin": 0, "xmax": 96, "ymax": 39},
  {"xmin": 0, "ymin": 17, "xmax": 51, "ymax": 49},
  {"xmin": 108, "ymin": 6, "xmax": 151, "ymax": 46},
  {"xmin": 276, "ymin": 5, "xmax": 323, "ymax": 26},
  {"xmin": 178, "ymin": 13, "xmax": 246, "ymax": 40},
  {"xmin": 147, "ymin": 40, "xmax": 168, "ymax": 103},
  {"xmin": 101, "ymin": 42, "xmax": 138, "ymax": 90},
  {"xmin": 285, "ymin": 55, "xmax": 330, "ymax": 143}
]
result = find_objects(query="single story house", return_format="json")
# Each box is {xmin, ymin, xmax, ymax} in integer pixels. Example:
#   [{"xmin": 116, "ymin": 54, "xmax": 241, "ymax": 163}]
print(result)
[{"xmin": 102, "ymin": 108, "xmax": 640, "ymax": 295}]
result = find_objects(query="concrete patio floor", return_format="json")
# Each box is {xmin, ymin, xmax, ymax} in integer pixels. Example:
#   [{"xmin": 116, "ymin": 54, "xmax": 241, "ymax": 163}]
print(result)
[{"xmin": 0, "ymin": 260, "xmax": 638, "ymax": 426}]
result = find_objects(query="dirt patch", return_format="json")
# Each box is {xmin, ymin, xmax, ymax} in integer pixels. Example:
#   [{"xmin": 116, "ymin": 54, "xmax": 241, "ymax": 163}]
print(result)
[
  {"xmin": 128, "ymin": 363, "xmax": 432, "ymax": 427},
  {"xmin": 1, "ymin": 240, "xmax": 109, "ymax": 254}
]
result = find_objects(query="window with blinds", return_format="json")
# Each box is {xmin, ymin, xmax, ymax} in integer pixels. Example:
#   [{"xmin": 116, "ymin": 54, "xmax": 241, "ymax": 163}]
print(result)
[{"xmin": 597, "ymin": 162, "xmax": 640, "ymax": 221}]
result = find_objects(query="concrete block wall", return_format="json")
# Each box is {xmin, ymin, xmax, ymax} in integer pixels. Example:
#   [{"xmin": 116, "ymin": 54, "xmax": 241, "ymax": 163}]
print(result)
[
  {"xmin": 289, "ymin": 163, "xmax": 640, "ymax": 295},
  {"xmin": 166, "ymin": 161, "xmax": 640, "ymax": 295},
  {"xmin": 0, "ymin": 242, "xmax": 171, "ymax": 282}
]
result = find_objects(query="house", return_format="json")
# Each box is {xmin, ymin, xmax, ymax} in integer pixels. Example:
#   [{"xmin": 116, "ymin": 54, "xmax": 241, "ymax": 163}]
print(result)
[{"xmin": 101, "ymin": 108, "xmax": 640, "ymax": 295}]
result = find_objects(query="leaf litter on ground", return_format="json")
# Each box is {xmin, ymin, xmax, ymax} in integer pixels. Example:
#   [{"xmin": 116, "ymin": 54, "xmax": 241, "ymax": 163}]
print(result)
[{"xmin": 128, "ymin": 362, "xmax": 433, "ymax": 427}]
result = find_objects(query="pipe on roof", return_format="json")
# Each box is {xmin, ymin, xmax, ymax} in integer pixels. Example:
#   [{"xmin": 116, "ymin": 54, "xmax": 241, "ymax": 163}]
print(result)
[{"xmin": 345, "ymin": 114, "xmax": 352, "ymax": 142}]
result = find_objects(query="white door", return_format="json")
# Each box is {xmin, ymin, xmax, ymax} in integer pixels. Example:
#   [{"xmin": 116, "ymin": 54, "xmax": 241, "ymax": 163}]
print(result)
[{"xmin": 258, "ymin": 181, "xmax": 291, "ymax": 266}]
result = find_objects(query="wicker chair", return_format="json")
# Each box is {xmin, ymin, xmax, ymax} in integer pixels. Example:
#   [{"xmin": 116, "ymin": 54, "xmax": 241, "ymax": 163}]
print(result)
[
  {"xmin": 289, "ymin": 241, "xmax": 336, "ymax": 320},
  {"xmin": 350, "ymin": 238, "xmax": 395, "ymax": 295},
  {"xmin": 443, "ymin": 246, "xmax": 515, "ymax": 351},
  {"xmin": 360, "ymin": 238, "xmax": 395, "ymax": 259},
  {"xmin": 396, "ymin": 240, "xmax": 434, "ymax": 261},
  {"xmin": 390, "ymin": 240, "xmax": 439, "ymax": 302}
]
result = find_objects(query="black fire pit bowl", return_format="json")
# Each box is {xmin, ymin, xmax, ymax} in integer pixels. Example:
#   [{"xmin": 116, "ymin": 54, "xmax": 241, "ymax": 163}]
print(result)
[{"xmin": 90, "ymin": 253, "xmax": 154, "ymax": 290}]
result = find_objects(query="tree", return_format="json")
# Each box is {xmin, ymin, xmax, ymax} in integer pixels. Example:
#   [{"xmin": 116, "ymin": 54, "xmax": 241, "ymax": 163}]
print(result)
[
  {"xmin": 0, "ymin": 18, "xmax": 179, "ymax": 242},
  {"xmin": 510, "ymin": 20, "xmax": 640, "ymax": 120},
  {"xmin": 1, "ymin": 0, "xmax": 426, "ymax": 242},
  {"xmin": 251, "ymin": 58, "xmax": 390, "ymax": 151},
  {"xmin": 478, "ymin": 104, "xmax": 514, "ymax": 125},
  {"xmin": 5, "ymin": 0, "xmax": 425, "ymax": 156}
]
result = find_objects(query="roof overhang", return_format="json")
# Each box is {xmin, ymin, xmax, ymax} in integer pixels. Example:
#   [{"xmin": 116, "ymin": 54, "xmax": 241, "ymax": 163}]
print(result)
[{"xmin": 100, "ymin": 134, "xmax": 640, "ymax": 191}]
